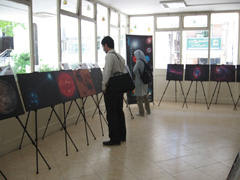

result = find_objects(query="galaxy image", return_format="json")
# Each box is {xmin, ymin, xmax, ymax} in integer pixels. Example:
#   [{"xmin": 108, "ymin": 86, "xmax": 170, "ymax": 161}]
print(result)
[
  {"xmin": 166, "ymin": 64, "xmax": 184, "ymax": 81},
  {"xmin": 0, "ymin": 75, "xmax": 25, "ymax": 120},
  {"xmin": 17, "ymin": 72, "xmax": 62, "ymax": 111},
  {"xmin": 237, "ymin": 65, "xmax": 240, "ymax": 82},
  {"xmin": 73, "ymin": 69, "xmax": 96, "ymax": 98},
  {"xmin": 210, "ymin": 65, "xmax": 235, "ymax": 82},
  {"xmin": 52, "ymin": 70, "xmax": 79, "ymax": 103},
  {"xmin": 185, "ymin": 65, "xmax": 209, "ymax": 81},
  {"xmin": 90, "ymin": 68, "xmax": 103, "ymax": 94}
]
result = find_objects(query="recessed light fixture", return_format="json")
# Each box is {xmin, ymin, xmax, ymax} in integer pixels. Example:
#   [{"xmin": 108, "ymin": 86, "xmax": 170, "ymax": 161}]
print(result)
[{"xmin": 160, "ymin": 0, "xmax": 186, "ymax": 8}]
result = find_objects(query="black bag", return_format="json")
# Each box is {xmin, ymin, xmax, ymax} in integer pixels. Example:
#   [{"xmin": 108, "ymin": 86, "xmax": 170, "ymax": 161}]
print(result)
[
  {"xmin": 108, "ymin": 72, "xmax": 135, "ymax": 94},
  {"xmin": 138, "ymin": 59, "xmax": 153, "ymax": 84},
  {"xmin": 107, "ymin": 52, "xmax": 135, "ymax": 94}
]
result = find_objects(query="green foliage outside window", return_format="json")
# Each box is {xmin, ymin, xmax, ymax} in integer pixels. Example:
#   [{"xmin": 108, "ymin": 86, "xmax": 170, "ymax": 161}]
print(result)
[{"xmin": 0, "ymin": 20, "xmax": 25, "ymax": 37}]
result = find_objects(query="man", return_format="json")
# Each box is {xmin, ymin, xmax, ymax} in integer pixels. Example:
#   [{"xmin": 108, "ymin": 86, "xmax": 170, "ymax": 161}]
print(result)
[{"xmin": 101, "ymin": 36, "xmax": 126, "ymax": 146}]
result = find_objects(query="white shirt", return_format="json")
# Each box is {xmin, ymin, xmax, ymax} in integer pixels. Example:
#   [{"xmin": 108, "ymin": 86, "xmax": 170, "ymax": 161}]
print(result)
[{"xmin": 102, "ymin": 49, "xmax": 126, "ymax": 91}]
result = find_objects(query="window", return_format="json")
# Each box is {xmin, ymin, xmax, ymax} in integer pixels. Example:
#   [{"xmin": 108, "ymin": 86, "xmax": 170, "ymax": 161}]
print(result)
[
  {"xmin": 82, "ymin": 0, "xmax": 94, "ymax": 19},
  {"xmin": 130, "ymin": 16, "xmax": 154, "ymax": 35},
  {"xmin": 81, "ymin": 20, "xmax": 96, "ymax": 64},
  {"xmin": 120, "ymin": 14, "xmax": 127, "ymax": 59},
  {"xmin": 155, "ymin": 31, "xmax": 181, "ymax": 69},
  {"xmin": 33, "ymin": 0, "xmax": 58, "ymax": 72},
  {"xmin": 0, "ymin": 0, "xmax": 29, "ymax": 74},
  {"xmin": 61, "ymin": 15, "xmax": 79, "ymax": 69},
  {"xmin": 110, "ymin": 27, "xmax": 119, "ymax": 53},
  {"xmin": 210, "ymin": 13, "xmax": 239, "ymax": 65},
  {"xmin": 182, "ymin": 30, "xmax": 209, "ymax": 65},
  {"xmin": 183, "ymin": 15, "xmax": 208, "ymax": 28},
  {"xmin": 157, "ymin": 16, "xmax": 179, "ymax": 29},
  {"xmin": 61, "ymin": 0, "xmax": 78, "ymax": 14},
  {"xmin": 97, "ymin": 4, "xmax": 108, "ymax": 68},
  {"xmin": 110, "ymin": 11, "xmax": 118, "ymax": 26}
]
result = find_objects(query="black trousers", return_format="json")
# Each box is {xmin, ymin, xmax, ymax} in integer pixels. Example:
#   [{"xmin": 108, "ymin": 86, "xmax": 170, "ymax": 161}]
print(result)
[{"xmin": 104, "ymin": 91, "xmax": 126, "ymax": 142}]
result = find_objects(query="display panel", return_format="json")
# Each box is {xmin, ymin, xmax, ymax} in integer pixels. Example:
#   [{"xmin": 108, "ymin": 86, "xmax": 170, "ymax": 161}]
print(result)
[
  {"xmin": 166, "ymin": 64, "xmax": 184, "ymax": 81},
  {"xmin": 126, "ymin": 34, "xmax": 154, "ymax": 104},
  {"xmin": 17, "ymin": 72, "xmax": 62, "ymax": 111},
  {"xmin": 73, "ymin": 69, "xmax": 96, "ymax": 98},
  {"xmin": 90, "ymin": 68, "xmax": 103, "ymax": 94},
  {"xmin": 237, "ymin": 65, "xmax": 240, "ymax": 82},
  {"xmin": 0, "ymin": 75, "xmax": 25, "ymax": 120},
  {"xmin": 52, "ymin": 70, "xmax": 79, "ymax": 102},
  {"xmin": 210, "ymin": 65, "xmax": 235, "ymax": 82},
  {"xmin": 185, "ymin": 64, "xmax": 209, "ymax": 81}
]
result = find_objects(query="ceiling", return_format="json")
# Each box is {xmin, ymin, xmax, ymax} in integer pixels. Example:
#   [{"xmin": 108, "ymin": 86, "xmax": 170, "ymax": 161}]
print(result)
[{"xmin": 94, "ymin": 0, "xmax": 240, "ymax": 15}]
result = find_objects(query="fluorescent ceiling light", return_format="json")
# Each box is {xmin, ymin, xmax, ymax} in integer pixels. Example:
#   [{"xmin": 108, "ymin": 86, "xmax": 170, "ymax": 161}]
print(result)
[{"xmin": 160, "ymin": 1, "xmax": 186, "ymax": 8}]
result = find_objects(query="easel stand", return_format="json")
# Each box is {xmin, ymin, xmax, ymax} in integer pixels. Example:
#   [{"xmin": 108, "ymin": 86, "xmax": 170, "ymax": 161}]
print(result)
[
  {"xmin": 0, "ymin": 170, "xmax": 7, "ymax": 180},
  {"xmin": 16, "ymin": 113, "xmax": 51, "ymax": 174},
  {"xmin": 208, "ymin": 81, "xmax": 235, "ymax": 109},
  {"xmin": 92, "ymin": 93, "xmax": 104, "ymax": 118},
  {"xmin": 124, "ymin": 97, "xmax": 134, "ymax": 119},
  {"xmin": 74, "ymin": 98, "xmax": 96, "ymax": 145},
  {"xmin": 233, "ymin": 95, "xmax": 240, "ymax": 111},
  {"xmin": 20, "ymin": 105, "xmax": 79, "ymax": 157},
  {"xmin": 158, "ymin": 80, "xmax": 188, "ymax": 108},
  {"xmin": 182, "ymin": 81, "xmax": 209, "ymax": 109},
  {"xmin": 91, "ymin": 94, "xmax": 107, "ymax": 136}
]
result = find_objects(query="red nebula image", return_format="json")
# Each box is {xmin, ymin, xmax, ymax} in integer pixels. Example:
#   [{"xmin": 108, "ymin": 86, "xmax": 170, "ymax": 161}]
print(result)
[
  {"xmin": 146, "ymin": 37, "xmax": 152, "ymax": 44},
  {"xmin": 58, "ymin": 73, "xmax": 76, "ymax": 97},
  {"xmin": 193, "ymin": 67, "xmax": 201, "ymax": 79},
  {"xmin": 133, "ymin": 56, "xmax": 137, "ymax": 63}
]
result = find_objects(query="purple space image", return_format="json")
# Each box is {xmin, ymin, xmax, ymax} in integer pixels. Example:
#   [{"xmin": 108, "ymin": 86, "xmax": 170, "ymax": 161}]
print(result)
[
  {"xmin": 90, "ymin": 68, "xmax": 103, "ymax": 94},
  {"xmin": 166, "ymin": 64, "xmax": 184, "ymax": 81},
  {"xmin": 17, "ymin": 72, "xmax": 62, "ymax": 111},
  {"xmin": 0, "ymin": 75, "xmax": 25, "ymax": 120},
  {"xmin": 185, "ymin": 65, "xmax": 209, "ymax": 81},
  {"xmin": 210, "ymin": 65, "xmax": 235, "ymax": 82}
]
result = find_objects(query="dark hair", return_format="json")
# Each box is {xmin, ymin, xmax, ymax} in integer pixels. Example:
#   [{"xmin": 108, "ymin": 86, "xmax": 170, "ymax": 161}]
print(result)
[{"xmin": 101, "ymin": 36, "xmax": 114, "ymax": 49}]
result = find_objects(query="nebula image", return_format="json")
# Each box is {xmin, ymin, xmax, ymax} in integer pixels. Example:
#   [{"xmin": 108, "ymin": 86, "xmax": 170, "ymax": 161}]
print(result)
[
  {"xmin": 73, "ymin": 69, "xmax": 96, "ymax": 98},
  {"xmin": 17, "ymin": 72, "xmax": 62, "ymax": 111},
  {"xmin": 166, "ymin": 64, "xmax": 184, "ymax": 81},
  {"xmin": 146, "ymin": 37, "xmax": 152, "ymax": 44},
  {"xmin": 90, "ymin": 68, "xmax": 103, "ymax": 94},
  {"xmin": 52, "ymin": 70, "xmax": 79, "ymax": 103},
  {"xmin": 210, "ymin": 65, "xmax": 235, "ymax": 82},
  {"xmin": 185, "ymin": 65, "xmax": 209, "ymax": 81},
  {"xmin": 0, "ymin": 75, "xmax": 24, "ymax": 120},
  {"xmin": 146, "ymin": 47, "xmax": 152, "ymax": 53}
]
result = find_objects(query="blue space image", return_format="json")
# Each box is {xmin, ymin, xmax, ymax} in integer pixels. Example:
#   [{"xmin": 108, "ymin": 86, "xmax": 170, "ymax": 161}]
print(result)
[
  {"xmin": 210, "ymin": 65, "xmax": 235, "ymax": 82},
  {"xmin": 17, "ymin": 72, "xmax": 62, "ymax": 111}
]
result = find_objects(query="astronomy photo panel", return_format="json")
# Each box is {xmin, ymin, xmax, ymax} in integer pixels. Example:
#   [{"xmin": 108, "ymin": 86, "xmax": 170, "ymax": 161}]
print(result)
[
  {"xmin": 52, "ymin": 70, "xmax": 79, "ymax": 103},
  {"xmin": 17, "ymin": 72, "xmax": 62, "ymax": 112},
  {"xmin": 185, "ymin": 64, "xmax": 209, "ymax": 81},
  {"xmin": 73, "ymin": 69, "xmax": 96, "ymax": 98},
  {"xmin": 210, "ymin": 65, "xmax": 235, "ymax": 82},
  {"xmin": 0, "ymin": 75, "xmax": 25, "ymax": 120},
  {"xmin": 166, "ymin": 64, "xmax": 184, "ymax": 81},
  {"xmin": 90, "ymin": 68, "xmax": 103, "ymax": 94}
]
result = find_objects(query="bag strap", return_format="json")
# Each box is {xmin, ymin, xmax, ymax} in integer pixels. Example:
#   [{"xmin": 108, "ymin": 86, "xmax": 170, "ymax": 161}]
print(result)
[
  {"xmin": 109, "ymin": 52, "xmax": 130, "ymax": 74},
  {"xmin": 138, "ymin": 59, "xmax": 146, "ymax": 76}
]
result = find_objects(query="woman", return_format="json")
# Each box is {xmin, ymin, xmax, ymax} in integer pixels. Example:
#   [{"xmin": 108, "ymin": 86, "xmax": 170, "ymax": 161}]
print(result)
[{"xmin": 133, "ymin": 49, "xmax": 151, "ymax": 117}]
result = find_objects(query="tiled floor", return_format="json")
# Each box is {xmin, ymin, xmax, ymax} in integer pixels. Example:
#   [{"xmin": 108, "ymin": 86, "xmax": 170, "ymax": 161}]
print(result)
[{"xmin": 1, "ymin": 102, "xmax": 240, "ymax": 180}]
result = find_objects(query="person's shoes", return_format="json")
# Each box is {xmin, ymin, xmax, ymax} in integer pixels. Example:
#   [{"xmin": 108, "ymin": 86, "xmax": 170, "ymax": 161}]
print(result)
[
  {"xmin": 146, "ymin": 111, "xmax": 151, "ymax": 114},
  {"xmin": 103, "ymin": 140, "xmax": 120, "ymax": 146},
  {"xmin": 135, "ymin": 113, "xmax": 144, "ymax": 117}
]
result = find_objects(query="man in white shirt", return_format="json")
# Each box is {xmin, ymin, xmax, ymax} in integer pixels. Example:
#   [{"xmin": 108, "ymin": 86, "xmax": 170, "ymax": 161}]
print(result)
[{"xmin": 101, "ymin": 36, "xmax": 126, "ymax": 146}]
